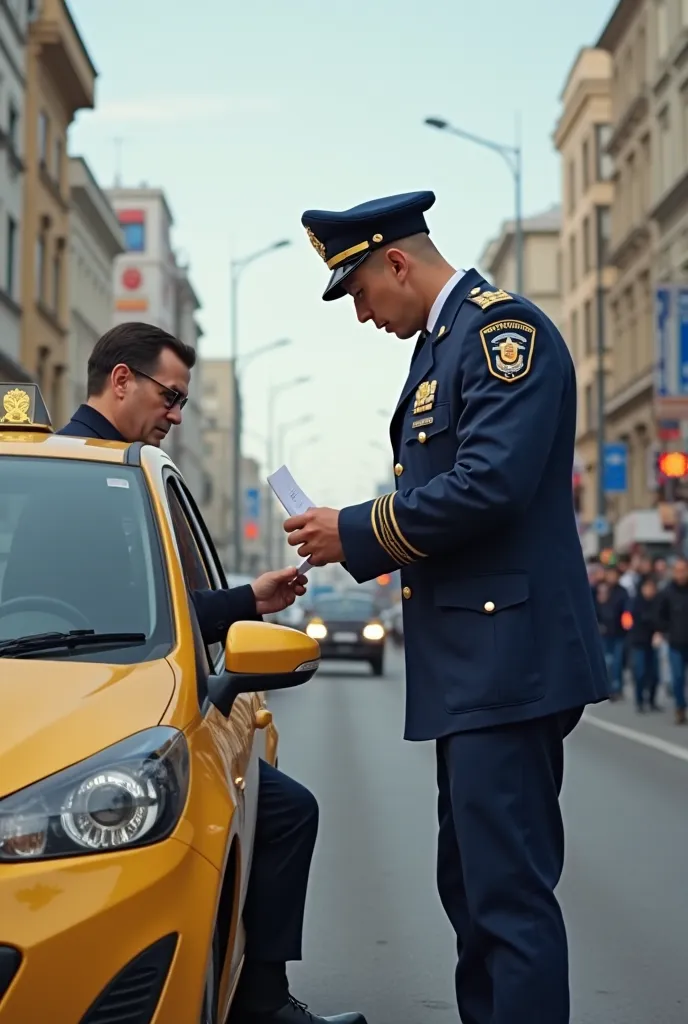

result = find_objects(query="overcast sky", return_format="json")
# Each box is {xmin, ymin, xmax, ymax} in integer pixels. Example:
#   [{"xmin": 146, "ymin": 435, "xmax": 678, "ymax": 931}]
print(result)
[{"xmin": 68, "ymin": 0, "xmax": 616, "ymax": 508}]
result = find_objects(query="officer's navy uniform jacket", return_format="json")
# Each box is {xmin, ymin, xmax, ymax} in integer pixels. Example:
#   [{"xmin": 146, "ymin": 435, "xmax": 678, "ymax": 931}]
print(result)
[
  {"xmin": 339, "ymin": 268, "xmax": 609, "ymax": 740},
  {"xmin": 57, "ymin": 405, "xmax": 258, "ymax": 641}
]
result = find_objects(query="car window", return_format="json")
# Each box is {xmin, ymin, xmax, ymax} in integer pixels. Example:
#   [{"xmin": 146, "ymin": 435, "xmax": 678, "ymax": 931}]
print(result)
[
  {"xmin": 0, "ymin": 456, "xmax": 172, "ymax": 662},
  {"xmin": 166, "ymin": 480, "xmax": 223, "ymax": 668},
  {"xmin": 311, "ymin": 596, "xmax": 377, "ymax": 620}
]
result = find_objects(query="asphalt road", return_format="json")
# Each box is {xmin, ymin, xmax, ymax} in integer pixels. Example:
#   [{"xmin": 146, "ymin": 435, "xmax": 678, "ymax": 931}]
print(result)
[{"xmin": 268, "ymin": 647, "xmax": 688, "ymax": 1024}]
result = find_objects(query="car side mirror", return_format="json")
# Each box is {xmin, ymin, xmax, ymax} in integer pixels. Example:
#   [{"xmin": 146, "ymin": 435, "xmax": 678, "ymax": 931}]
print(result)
[{"xmin": 207, "ymin": 621, "xmax": 320, "ymax": 718}]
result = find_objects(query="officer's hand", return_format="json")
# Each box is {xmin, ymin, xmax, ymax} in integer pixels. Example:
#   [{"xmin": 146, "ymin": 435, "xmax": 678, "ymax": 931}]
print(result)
[
  {"xmin": 251, "ymin": 567, "xmax": 307, "ymax": 615},
  {"xmin": 283, "ymin": 507, "xmax": 344, "ymax": 566}
]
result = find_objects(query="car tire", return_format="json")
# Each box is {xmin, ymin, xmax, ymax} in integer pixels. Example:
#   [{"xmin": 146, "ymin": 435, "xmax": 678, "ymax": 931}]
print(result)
[
  {"xmin": 370, "ymin": 656, "xmax": 384, "ymax": 677},
  {"xmin": 201, "ymin": 926, "xmax": 220, "ymax": 1024}
]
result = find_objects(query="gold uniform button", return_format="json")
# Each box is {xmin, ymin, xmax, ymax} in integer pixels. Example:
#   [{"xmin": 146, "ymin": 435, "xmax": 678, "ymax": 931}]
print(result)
[
  {"xmin": 394, "ymin": 463, "xmax": 404, "ymax": 477},
  {"xmin": 470, "ymin": 286, "xmax": 482, "ymax": 296},
  {"xmin": 402, "ymin": 586, "xmax": 412, "ymax": 600},
  {"xmin": 483, "ymin": 601, "xmax": 495, "ymax": 613},
  {"xmin": 418, "ymin": 431, "xmax": 427, "ymax": 443}
]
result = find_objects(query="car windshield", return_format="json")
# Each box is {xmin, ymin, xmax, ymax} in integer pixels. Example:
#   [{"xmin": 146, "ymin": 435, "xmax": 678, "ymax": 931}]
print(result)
[
  {"xmin": 0, "ymin": 457, "xmax": 172, "ymax": 662},
  {"xmin": 312, "ymin": 596, "xmax": 377, "ymax": 621}
]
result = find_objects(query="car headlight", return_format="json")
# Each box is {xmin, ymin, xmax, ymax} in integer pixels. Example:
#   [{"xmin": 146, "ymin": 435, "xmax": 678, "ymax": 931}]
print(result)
[
  {"xmin": 363, "ymin": 623, "xmax": 385, "ymax": 641},
  {"xmin": 0, "ymin": 727, "xmax": 189, "ymax": 861},
  {"xmin": 306, "ymin": 621, "xmax": 327, "ymax": 640}
]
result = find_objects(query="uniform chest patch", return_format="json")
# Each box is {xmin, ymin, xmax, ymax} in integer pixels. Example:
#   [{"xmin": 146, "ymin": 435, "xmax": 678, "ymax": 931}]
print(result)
[{"xmin": 479, "ymin": 320, "xmax": 536, "ymax": 383}]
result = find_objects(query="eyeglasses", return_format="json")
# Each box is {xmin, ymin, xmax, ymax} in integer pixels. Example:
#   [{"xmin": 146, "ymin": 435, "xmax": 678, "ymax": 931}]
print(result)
[{"xmin": 129, "ymin": 366, "xmax": 188, "ymax": 410}]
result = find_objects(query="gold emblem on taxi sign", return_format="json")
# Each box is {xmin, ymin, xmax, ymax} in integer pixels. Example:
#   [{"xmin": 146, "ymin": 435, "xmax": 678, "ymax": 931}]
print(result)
[
  {"xmin": 305, "ymin": 227, "xmax": 326, "ymax": 261},
  {"xmin": 413, "ymin": 379, "xmax": 437, "ymax": 415},
  {"xmin": 1, "ymin": 388, "xmax": 31, "ymax": 424}
]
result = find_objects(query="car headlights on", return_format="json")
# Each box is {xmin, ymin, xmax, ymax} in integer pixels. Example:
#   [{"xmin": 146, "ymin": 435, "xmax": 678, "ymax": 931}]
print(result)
[
  {"xmin": 306, "ymin": 621, "xmax": 327, "ymax": 640},
  {"xmin": 0, "ymin": 727, "xmax": 189, "ymax": 862},
  {"xmin": 363, "ymin": 623, "xmax": 385, "ymax": 641}
]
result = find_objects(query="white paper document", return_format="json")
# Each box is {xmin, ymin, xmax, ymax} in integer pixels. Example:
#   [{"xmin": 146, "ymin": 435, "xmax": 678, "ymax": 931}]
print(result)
[{"xmin": 267, "ymin": 465, "xmax": 316, "ymax": 574}]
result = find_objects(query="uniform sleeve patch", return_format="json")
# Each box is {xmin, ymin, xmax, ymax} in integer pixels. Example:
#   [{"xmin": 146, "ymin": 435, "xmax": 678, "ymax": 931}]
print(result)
[{"xmin": 479, "ymin": 320, "xmax": 536, "ymax": 383}]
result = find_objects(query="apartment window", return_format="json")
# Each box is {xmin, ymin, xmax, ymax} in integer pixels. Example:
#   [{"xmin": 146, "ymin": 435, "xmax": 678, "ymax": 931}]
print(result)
[
  {"xmin": 584, "ymin": 299, "xmax": 594, "ymax": 356},
  {"xmin": 585, "ymin": 383, "xmax": 595, "ymax": 431},
  {"xmin": 52, "ymin": 251, "xmax": 61, "ymax": 313},
  {"xmin": 582, "ymin": 139, "xmax": 590, "ymax": 192},
  {"xmin": 656, "ymin": 0, "xmax": 669, "ymax": 61},
  {"xmin": 37, "ymin": 111, "xmax": 48, "ymax": 164},
  {"xmin": 568, "ymin": 160, "xmax": 575, "ymax": 213},
  {"xmin": 583, "ymin": 216, "xmax": 591, "ymax": 273},
  {"xmin": 658, "ymin": 105, "xmax": 672, "ymax": 192},
  {"xmin": 569, "ymin": 233, "xmax": 577, "ymax": 289},
  {"xmin": 8, "ymin": 100, "xmax": 18, "ymax": 151},
  {"xmin": 597, "ymin": 206, "xmax": 611, "ymax": 266},
  {"xmin": 54, "ymin": 136, "xmax": 62, "ymax": 187},
  {"xmin": 571, "ymin": 309, "xmax": 579, "ymax": 362},
  {"xmin": 6, "ymin": 216, "xmax": 16, "ymax": 298},
  {"xmin": 594, "ymin": 124, "xmax": 613, "ymax": 181},
  {"xmin": 35, "ymin": 234, "xmax": 45, "ymax": 301}
]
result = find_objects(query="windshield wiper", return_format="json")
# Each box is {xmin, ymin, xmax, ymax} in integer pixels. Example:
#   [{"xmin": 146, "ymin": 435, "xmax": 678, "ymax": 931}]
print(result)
[{"xmin": 0, "ymin": 630, "xmax": 147, "ymax": 658}]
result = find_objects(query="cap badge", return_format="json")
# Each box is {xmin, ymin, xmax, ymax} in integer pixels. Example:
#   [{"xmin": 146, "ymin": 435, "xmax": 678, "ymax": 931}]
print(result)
[{"xmin": 305, "ymin": 227, "xmax": 326, "ymax": 262}]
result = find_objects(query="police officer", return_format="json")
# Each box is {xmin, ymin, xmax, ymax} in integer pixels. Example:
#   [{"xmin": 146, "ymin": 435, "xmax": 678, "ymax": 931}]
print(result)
[
  {"xmin": 59, "ymin": 322, "xmax": 366, "ymax": 1024},
  {"xmin": 284, "ymin": 191, "xmax": 609, "ymax": 1024}
]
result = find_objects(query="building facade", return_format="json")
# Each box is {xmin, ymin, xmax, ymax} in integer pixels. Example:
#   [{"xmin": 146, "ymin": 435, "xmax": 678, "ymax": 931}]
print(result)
[
  {"xmin": 21, "ymin": 0, "xmax": 96, "ymax": 425},
  {"xmin": 199, "ymin": 357, "xmax": 236, "ymax": 567},
  {"xmin": 477, "ymin": 205, "xmax": 563, "ymax": 329},
  {"xmin": 106, "ymin": 186, "xmax": 205, "ymax": 492},
  {"xmin": 0, "ymin": 0, "xmax": 28, "ymax": 382},
  {"xmin": 67, "ymin": 157, "xmax": 123, "ymax": 409},
  {"xmin": 598, "ymin": 0, "xmax": 656, "ymax": 519},
  {"xmin": 554, "ymin": 47, "xmax": 617, "ymax": 527}
]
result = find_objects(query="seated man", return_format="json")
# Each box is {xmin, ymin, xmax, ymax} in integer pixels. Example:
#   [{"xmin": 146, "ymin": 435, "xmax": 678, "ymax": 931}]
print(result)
[{"xmin": 59, "ymin": 322, "xmax": 365, "ymax": 1024}]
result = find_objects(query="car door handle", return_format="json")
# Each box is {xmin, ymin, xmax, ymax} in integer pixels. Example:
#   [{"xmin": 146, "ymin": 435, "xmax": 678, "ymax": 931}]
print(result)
[
  {"xmin": 255, "ymin": 708, "xmax": 273, "ymax": 729},
  {"xmin": 234, "ymin": 776, "xmax": 246, "ymax": 791}
]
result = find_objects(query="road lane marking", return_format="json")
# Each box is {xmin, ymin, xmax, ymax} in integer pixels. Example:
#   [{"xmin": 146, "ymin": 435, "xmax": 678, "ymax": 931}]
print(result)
[{"xmin": 583, "ymin": 712, "xmax": 688, "ymax": 763}]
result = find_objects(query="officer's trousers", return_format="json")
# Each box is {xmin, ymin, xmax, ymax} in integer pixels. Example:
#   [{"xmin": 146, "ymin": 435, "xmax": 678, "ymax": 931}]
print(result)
[
  {"xmin": 436, "ymin": 710, "xmax": 581, "ymax": 1024},
  {"xmin": 242, "ymin": 759, "xmax": 319, "ymax": 963}
]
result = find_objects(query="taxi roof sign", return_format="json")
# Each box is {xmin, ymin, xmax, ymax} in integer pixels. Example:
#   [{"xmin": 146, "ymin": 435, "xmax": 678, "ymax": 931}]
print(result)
[{"xmin": 0, "ymin": 382, "xmax": 53, "ymax": 432}]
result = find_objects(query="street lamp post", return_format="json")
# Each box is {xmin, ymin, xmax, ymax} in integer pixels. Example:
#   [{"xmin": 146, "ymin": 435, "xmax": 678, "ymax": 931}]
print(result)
[
  {"xmin": 230, "ymin": 239, "xmax": 291, "ymax": 573},
  {"xmin": 424, "ymin": 117, "xmax": 523, "ymax": 295},
  {"xmin": 266, "ymin": 379, "xmax": 311, "ymax": 569}
]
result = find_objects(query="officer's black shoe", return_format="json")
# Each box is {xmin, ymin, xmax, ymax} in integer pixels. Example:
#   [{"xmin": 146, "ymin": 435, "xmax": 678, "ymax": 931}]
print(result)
[{"xmin": 239, "ymin": 995, "xmax": 367, "ymax": 1024}]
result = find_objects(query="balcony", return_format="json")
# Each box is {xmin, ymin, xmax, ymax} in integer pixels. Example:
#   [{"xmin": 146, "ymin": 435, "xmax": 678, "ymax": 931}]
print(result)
[
  {"xmin": 650, "ymin": 166, "xmax": 688, "ymax": 227},
  {"xmin": 607, "ymin": 88, "xmax": 649, "ymax": 156},
  {"xmin": 608, "ymin": 222, "xmax": 651, "ymax": 270},
  {"xmin": 30, "ymin": 0, "xmax": 96, "ymax": 116}
]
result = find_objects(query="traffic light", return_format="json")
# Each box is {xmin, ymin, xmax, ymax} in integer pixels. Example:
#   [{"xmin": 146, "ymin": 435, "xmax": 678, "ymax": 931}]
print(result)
[
  {"xmin": 657, "ymin": 451, "xmax": 688, "ymax": 479},
  {"xmin": 376, "ymin": 574, "xmax": 391, "ymax": 586}
]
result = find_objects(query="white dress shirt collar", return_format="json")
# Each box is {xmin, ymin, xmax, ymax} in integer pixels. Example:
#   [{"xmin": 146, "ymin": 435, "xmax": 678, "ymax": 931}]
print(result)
[{"xmin": 426, "ymin": 269, "xmax": 466, "ymax": 333}]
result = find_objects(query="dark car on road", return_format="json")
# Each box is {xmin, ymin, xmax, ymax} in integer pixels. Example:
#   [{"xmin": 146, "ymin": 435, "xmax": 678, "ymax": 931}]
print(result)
[{"xmin": 303, "ymin": 592, "xmax": 387, "ymax": 675}]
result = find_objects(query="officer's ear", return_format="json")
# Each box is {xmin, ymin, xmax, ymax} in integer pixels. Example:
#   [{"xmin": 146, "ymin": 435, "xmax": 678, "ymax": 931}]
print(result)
[
  {"xmin": 111, "ymin": 363, "xmax": 133, "ymax": 398},
  {"xmin": 383, "ymin": 247, "xmax": 411, "ymax": 285}
]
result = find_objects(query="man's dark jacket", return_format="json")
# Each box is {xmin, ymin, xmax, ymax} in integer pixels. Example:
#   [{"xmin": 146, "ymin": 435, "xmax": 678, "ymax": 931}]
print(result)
[
  {"xmin": 657, "ymin": 581, "xmax": 688, "ymax": 649},
  {"xmin": 57, "ymin": 405, "xmax": 258, "ymax": 644}
]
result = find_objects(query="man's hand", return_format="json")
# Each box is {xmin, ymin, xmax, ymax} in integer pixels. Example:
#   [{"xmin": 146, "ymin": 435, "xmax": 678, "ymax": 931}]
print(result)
[
  {"xmin": 283, "ymin": 507, "xmax": 344, "ymax": 566},
  {"xmin": 251, "ymin": 567, "xmax": 308, "ymax": 615}
]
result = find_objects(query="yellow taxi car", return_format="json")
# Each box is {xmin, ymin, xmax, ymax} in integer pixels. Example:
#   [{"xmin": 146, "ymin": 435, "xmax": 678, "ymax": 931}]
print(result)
[{"xmin": 0, "ymin": 383, "xmax": 320, "ymax": 1024}]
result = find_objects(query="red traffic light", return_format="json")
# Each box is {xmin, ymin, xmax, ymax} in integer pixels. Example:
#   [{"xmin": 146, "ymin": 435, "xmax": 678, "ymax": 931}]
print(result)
[
  {"xmin": 376, "ymin": 574, "xmax": 391, "ymax": 586},
  {"xmin": 658, "ymin": 451, "xmax": 688, "ymax": 478}
]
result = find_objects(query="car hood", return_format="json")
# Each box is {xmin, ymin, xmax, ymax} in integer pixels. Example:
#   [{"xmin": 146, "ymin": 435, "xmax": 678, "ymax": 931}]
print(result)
[{"xmin": 0, "ymin": 658, "xmax": 176, "ymax": 798}]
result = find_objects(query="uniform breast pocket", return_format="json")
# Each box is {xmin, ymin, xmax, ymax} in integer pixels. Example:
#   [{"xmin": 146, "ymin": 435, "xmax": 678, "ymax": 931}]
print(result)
[
  {"xmin": 433, "ymin": 572, "xmax": 544, "ymax": 712},
  {"xmin": 404, "ymin": 403, "xmax": 453, "ymax": 475}
]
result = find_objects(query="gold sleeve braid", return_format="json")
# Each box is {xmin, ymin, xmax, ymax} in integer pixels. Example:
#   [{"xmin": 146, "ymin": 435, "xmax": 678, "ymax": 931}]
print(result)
[{"xmin": 371, "ymin": 493, "xmax": 426, "ymax": 565}]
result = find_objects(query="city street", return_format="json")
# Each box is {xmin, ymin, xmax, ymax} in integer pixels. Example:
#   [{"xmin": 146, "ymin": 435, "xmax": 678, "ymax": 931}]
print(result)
[{"xmin": 268, "ymin": 648, "xmax": 688, "ymax": 1024}]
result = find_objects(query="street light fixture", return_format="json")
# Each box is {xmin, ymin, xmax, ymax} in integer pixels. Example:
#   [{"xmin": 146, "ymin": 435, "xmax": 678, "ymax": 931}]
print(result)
[
  {"xmin": 230, "ymin": 238, "xmax": 292, "ymax": 573},
  {"xmin": 238, "ymin": 337, "xmax": 291, "ymax": 372},
  {"xmin": 424, "ymin": 116, "xmax": 523, "ymax": 295},
  {"xmin": 265, "ymin": 377, "xmax": 311, "ymax": 568}
]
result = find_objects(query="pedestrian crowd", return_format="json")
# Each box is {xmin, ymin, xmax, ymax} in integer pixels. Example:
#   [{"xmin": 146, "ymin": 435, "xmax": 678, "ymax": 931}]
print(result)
[{"xmin": 589, "ymin": 549, "xmax": 688, "ymax": 724}]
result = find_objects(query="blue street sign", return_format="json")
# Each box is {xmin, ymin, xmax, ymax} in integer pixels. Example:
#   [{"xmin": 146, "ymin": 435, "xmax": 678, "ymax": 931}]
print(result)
[
  {"xmin": 603, "ymin": 442, "xmax": 628, "ymax": 493},
  {"xmin": 679, "ymin": 287, "xmax": 688, "ymax": 394},
  {"xmin": 244, "ymin": 487, "xmax": 260, "ymax": 521},
  {"xmin": 656, "ymin": 286, "xmax": 671, "ymax": 396},
  {"xmin": 592, "ymin": 516, "xmax": 610, "ymax": 536}
]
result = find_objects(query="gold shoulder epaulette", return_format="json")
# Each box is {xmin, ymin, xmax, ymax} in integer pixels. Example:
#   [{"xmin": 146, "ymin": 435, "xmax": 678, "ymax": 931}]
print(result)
[{"xmin": 467, "ymin": 288, "xmax": 513, "ymax": 311}]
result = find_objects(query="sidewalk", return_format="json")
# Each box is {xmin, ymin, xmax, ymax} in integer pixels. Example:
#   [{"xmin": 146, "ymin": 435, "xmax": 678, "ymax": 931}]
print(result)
[{"xmin": 585, "ymin": 679, "xmax": 688, "ymax": 751}]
